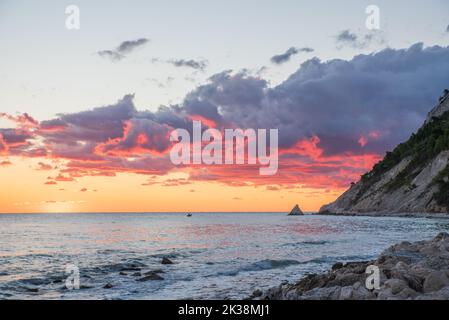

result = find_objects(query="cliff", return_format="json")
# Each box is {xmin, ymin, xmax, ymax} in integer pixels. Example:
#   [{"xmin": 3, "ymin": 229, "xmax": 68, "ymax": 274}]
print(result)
[{"xmin": 319, "ymin": 90, "xmax": 449, "ymax": 216}]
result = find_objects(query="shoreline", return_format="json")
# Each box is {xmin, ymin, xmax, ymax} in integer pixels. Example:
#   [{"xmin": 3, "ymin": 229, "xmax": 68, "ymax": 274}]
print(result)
[
  {"xmin": 315, "ymin": 211, "xmax": 449, "ymax": 219},
  {"xmin": 251, "ymin": 232, "xmax": 449, "ymax": 300}
]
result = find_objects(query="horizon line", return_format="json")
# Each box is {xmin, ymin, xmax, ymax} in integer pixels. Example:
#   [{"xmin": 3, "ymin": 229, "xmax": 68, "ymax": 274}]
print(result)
[{"xmin": 0, "ymin": 211, "xmax": 317, "ymax": 215}]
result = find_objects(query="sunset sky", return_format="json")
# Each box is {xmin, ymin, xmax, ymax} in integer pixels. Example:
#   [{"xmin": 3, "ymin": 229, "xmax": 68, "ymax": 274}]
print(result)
[{"xmin": 1, "ymin": 0, "xmax": 449, "ymax": 213}]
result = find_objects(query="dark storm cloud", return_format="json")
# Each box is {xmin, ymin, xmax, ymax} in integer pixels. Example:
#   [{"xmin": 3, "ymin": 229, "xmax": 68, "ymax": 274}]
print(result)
[
  {"xmin": 270, "ymin": 47, "xmax": 314, "ymax": 64},
  {"xmin": 182, "ymin": 43, "xmax": 449, "ymax": 155},
  {"xmin": 0, "ymin": 128, "xmax": 33, "ymax": 145},
  {"xmin": 4, "ymin": 43, "xmax": 449, "ymax": 185},
  {"xmin": 47, "ymin": 94, "xmax": 136, "ymax": 143},
  {"xmin": 97, "ymin": 38, "xmax": 149, "ymax": 61},
  {"xmin": 11, "ymin": 43, "xmax": 449, "ymax": 159}
]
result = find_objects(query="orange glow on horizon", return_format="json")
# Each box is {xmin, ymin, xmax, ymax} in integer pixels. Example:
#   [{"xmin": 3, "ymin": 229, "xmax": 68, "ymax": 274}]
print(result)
[{"xmin": 0, "ymin": 157, "xmax": 346, "ymax": 214}]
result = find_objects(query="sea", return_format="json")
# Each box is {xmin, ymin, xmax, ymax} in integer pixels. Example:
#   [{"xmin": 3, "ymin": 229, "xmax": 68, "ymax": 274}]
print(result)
[{"xmin": 1, "ymin": 212, "xmax": 448, "ymax": 300}]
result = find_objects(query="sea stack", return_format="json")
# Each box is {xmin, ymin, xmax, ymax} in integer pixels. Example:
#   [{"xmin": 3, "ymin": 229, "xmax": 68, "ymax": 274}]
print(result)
[{"xmin": 288, "ymin": 204, "xmax": 304, "ymax": 216}]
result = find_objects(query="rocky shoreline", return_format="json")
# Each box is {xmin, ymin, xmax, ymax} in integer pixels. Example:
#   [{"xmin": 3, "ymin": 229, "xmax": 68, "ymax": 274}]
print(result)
[
  {"xmin": 251, "ymin": 233, "xmax": 449, "ymax": 300},
  {"xmin": 317, "ymin": 211, "xmax": 449, "ymax": 219}
]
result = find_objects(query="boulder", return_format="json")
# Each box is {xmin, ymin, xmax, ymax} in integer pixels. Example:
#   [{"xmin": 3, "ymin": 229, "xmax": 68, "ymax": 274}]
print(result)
[
  {"xmin": 252, "ymin": 289, "xmax": 263, "ymax": 298},
  {"xmin": 384, "ymin": 279, "xmax": 408, "ymax": 295},
  {"xmin": 396, "ymin": 287, "xmax": 418, "ymax": 299},
  {"xmin": 137, "ymin": 272, "xmax": 164, "ymax": 281},
  {"xmin": 288, "ymin": 204, "xmax": 304, "ymax": 216},
  {"xmin": 423, "ymin": 271, "xmax": 449, "ymax": 293},
  {"xmin": 161, "ymin": 257, "xmax": 174, "ymax": 264},
  {"xmin": 329, "ymin": 273, "xmax": 361, "ymax": 287},
  {"xmin": 352, "ymin": 282, "xmax": 374, "ymax": 300},
  {"xmin": 339, "ymin": 286, "xmax": 353, "ymax": 300},
  {"xmin": 299, "ymin": 286, "xmax": 341, "ymax": 300},
  {"xmin": 377, "ymin": 287, "xmax": 395, "ymax": 300}
]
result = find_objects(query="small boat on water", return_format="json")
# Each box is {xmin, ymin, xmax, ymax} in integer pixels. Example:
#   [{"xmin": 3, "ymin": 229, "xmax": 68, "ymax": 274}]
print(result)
[{"xmin": 186, "ymin": 213, "xmax": 192, "ymax": 217}]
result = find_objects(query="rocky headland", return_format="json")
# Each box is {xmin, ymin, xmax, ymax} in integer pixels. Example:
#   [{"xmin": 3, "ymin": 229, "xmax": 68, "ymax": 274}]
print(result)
[
  {"xmin": 251, "ymin": 233, "xmax": 449, "ymax": 300},
  {"xmin": 320, "ymin": 90, "xmax": 449, "ymax": 216}
]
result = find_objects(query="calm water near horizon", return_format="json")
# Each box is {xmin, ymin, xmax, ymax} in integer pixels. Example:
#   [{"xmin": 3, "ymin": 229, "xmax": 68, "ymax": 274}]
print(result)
[{"xmin": 1, "ymin": 212, "xmax": 449, "ymax": 300}]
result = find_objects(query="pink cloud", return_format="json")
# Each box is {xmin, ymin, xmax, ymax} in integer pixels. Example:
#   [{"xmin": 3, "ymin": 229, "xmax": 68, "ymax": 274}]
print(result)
[{"xmin": 358, "ymin": 136, "xmax": 368, "ymax": 147}]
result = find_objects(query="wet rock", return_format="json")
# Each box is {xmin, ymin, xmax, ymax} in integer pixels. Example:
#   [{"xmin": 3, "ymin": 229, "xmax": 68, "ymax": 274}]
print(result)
[
  {"xmin": 300, "ymin": 286, "xmax": 341, "ymax": 300},
  {"xmin": 137, "ymin": 272, "xmax": 164, "ymax": 281},
  {"xmin": 161, "ymin": 257, "xmax": 173, "ymax": 265},
  {"xmin": 423, "ymin": 271, "xmax": 449, "ymax": 293},
  {"xmin": 392, "ymin": 261, "xmax": 408, "ymax": 273},
  {"xmin": 339, "ymin": 286, "xmax": 353, "ymax": 300},
  {"xmin": 329, "ymin": 273, "xmax": 362, "ymax": 287},
  {"xmin": 332, "ymin": 262, "xmax": 343, "ymax": 271},
  {"xmin": 352, "ymin": 282, "xmax": 374, "ymax": 300},
  {"xmin": 144, "ymin": 269, "xmax": 165, "ymax": 275},
  {"xmin": 435, "ymin": 232, "xmax": 449, "ymax": 242},
  {"xmin": 384, "ymin": 279, "xmax": 408, "ymax": 295},
  {"xmin": 252, "ymin": 289, "xmax": 263, "ymax": 298},
  {"xmin": 342, "ymin": 261, "xmax": 370, "ymax": 274},
  {"xmin": 396, "ymin": 287, "xmax": 418, "ymax": 299},
  {"xmin": 80, "ymin": 285, "xmax": 94, "ymax": 290},
  {"xmin": 402, "ymin": 274, "xmax": 424, "ymax": 293},
  {"xmin": 430, "ymin": 286, "xmax": 449, "ymax": 299},
  {"xmin": 377, "ymin": 287, "xmax": 395, "ymax": 300},
  {"xmin": 416, "ymin": 287, "xmax": 449, "ymax": 300},
  {"xmin": 283, "ymin": 289, "xmax": 300, "ymax": 300},
  {"xmin": 292, "ymin": 273, "xmax": 330, "ymax": 292}
]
